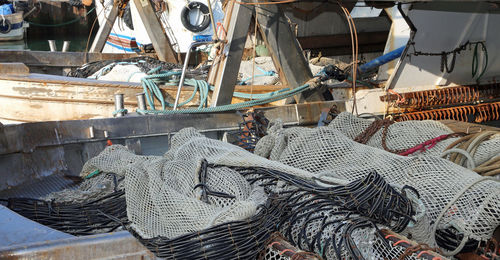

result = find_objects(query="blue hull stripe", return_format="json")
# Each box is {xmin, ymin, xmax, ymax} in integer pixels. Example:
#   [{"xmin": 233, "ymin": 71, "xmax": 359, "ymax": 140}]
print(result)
[{"xmin": 105, "ymin": 41, "xmax": 140, "ymax": 52}]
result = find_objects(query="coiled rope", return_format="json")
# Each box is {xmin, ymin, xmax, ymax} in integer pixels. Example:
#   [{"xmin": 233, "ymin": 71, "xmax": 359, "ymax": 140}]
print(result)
[{"xmin": 136, "ymin": 69, "xmax": 314, "ymax": 115}]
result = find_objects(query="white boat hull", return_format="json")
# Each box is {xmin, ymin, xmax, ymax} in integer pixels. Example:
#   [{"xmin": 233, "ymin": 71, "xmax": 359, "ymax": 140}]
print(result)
[
  {"xmin": 95, "ymin": 0, "xmax": 223, "ymax": 54},
  {"xmin": 0, "ymin": 12, "xmax": 27, "ymax": 42}
]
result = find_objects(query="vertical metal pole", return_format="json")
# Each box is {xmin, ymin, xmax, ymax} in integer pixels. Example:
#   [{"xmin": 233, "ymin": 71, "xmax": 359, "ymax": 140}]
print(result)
[
  {"xmin": 136, "ymin": 93, "xmax": 147, "ymax": 111},
  {"xmin": 62, "ymin": 41, "xmax": 71, "ymax": 52},
  {"xmin": 114, "ymin": 94, "xmax": 125, "ymax": 117},
  {"xmin": 206, "ymin": 0, "xmax": 218, "ymax": 41},
  {"xmin": 48, "ymin": 40, "xmax": 57, "ymax": 52},
  {"xmin": 173, "ymin": 41, "xmax": 213, "ymax": 110}
]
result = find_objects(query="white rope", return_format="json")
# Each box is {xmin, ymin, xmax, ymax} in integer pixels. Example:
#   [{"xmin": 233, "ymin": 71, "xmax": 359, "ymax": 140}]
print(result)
[
  {"xmin": 431, "ymin": 176, "xmax": 499, "ymax": 256},
  {"xmin": 441, "ymin": 148, "xmax": 476, "ymax": 169}
]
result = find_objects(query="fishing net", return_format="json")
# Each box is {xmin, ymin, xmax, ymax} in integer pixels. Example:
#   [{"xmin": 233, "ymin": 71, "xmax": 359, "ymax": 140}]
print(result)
[
  {"xmin": 67, "ymin": 56, "xmax": 182, "ymax": 78},
  {"xmin": 3, "ymin": 187, "xmax": 126, "ymax": 236},
  {"xmin": 0, "ymin": 126, "xmax": 454, "ymax": 259},
  {"xmin": 254, "ymin": 120, "xmax": 500, "ymax": 256},
  {"xmin": 328, "ymin": 112, "xmax": 500, "ymax": 171},
  {"xmin": 77, "ymin": 133, "xmax": 445, "ymax": 259},
  {"xmin": 79, "ymin": 146, "xmax": 269, "ymax": 240},
  {"xmin": 225, "ymin": 111, "xmax": 270, "ymax": 152}
]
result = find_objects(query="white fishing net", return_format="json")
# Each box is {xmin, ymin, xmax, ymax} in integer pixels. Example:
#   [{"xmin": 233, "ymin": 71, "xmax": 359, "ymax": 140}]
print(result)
[
  {"xmin": 58, "ymin": 127, "xmax": 454, "ymax": 259},
  {"xmin": 254, "ymin": 120, "xmax": 500, "ymax": 255},
  {"xmin": 41, "ymin": 173, "xmax": 124, "ymax": 203},
  {"xmin": 78, "ymin": 143, "xmax": 267, "ymax": 239},
  {"xmin": 328, "ymin": 112, "xmax": 500, "ymax": 168}
]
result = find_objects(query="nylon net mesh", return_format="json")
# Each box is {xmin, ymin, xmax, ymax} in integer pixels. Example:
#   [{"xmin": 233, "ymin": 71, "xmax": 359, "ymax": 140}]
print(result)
[
  {"xmin": 328, "ymin": 112, "xmax": 500, "ymax": 168},
  {"xmin": 12, "ymin": 124, "xmax": 497, "ymax": 258},
  {"xmin": 77, "ymin": 127, "xmax": 448, "ymax": 258},
  {"xmin": 79, "ymin": 144, "xmax": 267, "ymax": 239},
  {"xmin": 254, "ymin": 119, "xmax": 500, "ymax": 255}
]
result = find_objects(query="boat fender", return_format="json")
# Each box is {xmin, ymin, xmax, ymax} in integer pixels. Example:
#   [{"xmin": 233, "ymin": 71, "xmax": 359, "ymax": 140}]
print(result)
[
  {"xmin": 0, "ymin": 19, "xmax": 11, "ymax": 34},
  {"xmin": 180, "ymin": 2, "xmax": 210, "ymax": 33}
]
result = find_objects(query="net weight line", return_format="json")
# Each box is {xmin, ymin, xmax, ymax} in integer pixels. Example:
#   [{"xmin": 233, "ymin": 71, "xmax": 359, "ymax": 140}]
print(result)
[{"xmin": 4, "ymin": 188, "xmax": 127, "ymax": 236}]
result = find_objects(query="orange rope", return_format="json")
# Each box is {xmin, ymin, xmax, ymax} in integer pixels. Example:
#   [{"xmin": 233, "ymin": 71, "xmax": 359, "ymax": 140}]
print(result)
[
  {"xmin": 279, "ymin": 249, "xmax": 295, "ymax": 255},
  {"xmin": 388, "ymin": 89, "xmax": 406, "ymax": 104}
]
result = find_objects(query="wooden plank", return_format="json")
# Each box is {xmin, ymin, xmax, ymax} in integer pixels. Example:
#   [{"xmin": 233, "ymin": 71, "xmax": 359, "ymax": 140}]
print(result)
[
  {"xmin": 207, "ymin": 0, "xmax": 235, "ymax": 85},
  {"xmin": 89, "ymin": 4, "xmax": 119, "ymax": 53},
  {"xmin": 0, "ymin": 63, "xmax": 29, "ymax": 75},
  {"xmin": 131, "ymin": 0, "xmax": 178, "ymax": 63},
  {"xmin": 0, "ymin": 50, "xmax": 153, "ymax": 67},
  {"xmin": 297, "ymin": 31, "xmax": 389, "ymax": 50},
  {"xmin": 0, "ymin": 73, "xmax": 288, "ymax": 122},
  {"xmin": 209, "ymin": 3, "xmax": 254, "ymax": 107},
  {"xmin": 253, "ymin": 0, "xmax": 324, "ymax": 103}
]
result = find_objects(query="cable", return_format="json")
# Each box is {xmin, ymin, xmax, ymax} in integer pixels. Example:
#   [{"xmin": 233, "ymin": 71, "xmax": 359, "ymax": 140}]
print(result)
[
  {"xmin": 235, "ymin": 0, "xmax": 298, "ymax": 5},
  {"xmin": 338, "ymin": 2, "xmax": 359, "ymax": 115},
  {"xmin": 472, "ymin": 41, "xmax": 488, "ymax": 82}
]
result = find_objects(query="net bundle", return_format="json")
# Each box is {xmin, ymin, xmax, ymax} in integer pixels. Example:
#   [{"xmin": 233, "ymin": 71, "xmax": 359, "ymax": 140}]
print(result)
[
  {"xmin": 328, "ymin": 112, "xmax": 500, "ymax": 173},
  {"xmin": 3, "ymin": 173, "xmax": 127, "ymax": 235},
  {"xmin": 150, "ymin": 128, "xmax": 448, "ymax": 259},
  {"xmin": 2, "ymin": 127, "xmax": 453, "ymax": 259},
  {"xmin": 67, "ymin": 56, "xmax": 182, "ymax": 78},
  {"xmin": 254, "ymin": 120, "xmax": 500, "ymax": 256}
]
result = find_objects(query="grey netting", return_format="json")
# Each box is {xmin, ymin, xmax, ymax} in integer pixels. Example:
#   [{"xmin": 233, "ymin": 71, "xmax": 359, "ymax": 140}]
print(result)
[
  {"xmin": 41, "ymin": 173, "xmax": 124, "ymax": 203},
  {"xmin": 30, "ymin": 127, "xmax": 455, "ymax": 259},
  {"xmin": 254, "ymin": 121, "xmax": 500, "ymax": 255},
  {"xmin": 79, "ymin": 144, "xmax": 267, "ymax": 239},
  {"xmin": 328, "ymin": 112, "xmax": 500, "ymax": 168}
]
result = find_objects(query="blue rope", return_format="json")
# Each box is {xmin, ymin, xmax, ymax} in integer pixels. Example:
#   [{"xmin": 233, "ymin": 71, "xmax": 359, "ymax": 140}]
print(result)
[
  {"xmin": 238, "ymin": 66, "xmax": 277, "ymax": 85},
  {"xmin": 137, "ymin": 69, "xmax": 315, "ymax": 115},
  {"xmin": 137, "ymin": 82, "xmax": 311, "ymax": 115},
  {"xmin": 112, "ymin": 108, "xmax": 128, "ymax": 116}
]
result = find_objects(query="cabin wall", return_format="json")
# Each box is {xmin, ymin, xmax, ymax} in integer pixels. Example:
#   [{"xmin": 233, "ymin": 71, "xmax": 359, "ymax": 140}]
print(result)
[
  {"xmin": 391, "ymin": 3, "xmax": 500, "ymax": 89},
  {"xmin": 282, "ymin": 2, "xmax": 391, "ymax": 56}
]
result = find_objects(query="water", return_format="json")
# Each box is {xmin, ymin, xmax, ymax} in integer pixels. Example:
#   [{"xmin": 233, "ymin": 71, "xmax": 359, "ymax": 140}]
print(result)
[
  {"xmin": 0, "ymin": 3, "xmax": 97, "ymax": 52},
  {"xmin": 26, "ymin": 34, "xmax": 93, "ymax": 52}
]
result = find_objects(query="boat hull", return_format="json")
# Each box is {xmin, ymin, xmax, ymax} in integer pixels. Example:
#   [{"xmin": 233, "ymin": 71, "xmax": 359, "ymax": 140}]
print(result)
[
  {"xmin": 0, "ymin": 73, "xmax": 287, "ymax": 123},
  {"xmin": 0, "ymin": 12, "xmax": 26, "ymax": 42}
]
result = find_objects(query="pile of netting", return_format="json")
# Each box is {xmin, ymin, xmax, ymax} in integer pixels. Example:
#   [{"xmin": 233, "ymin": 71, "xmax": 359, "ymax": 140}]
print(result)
[
  {"xmin": 2, "ymin": 173, "xmax": 126, "ymax": 235},
  {"xmin": 3, "ymin": 127, "xmax": 453, "ymax": 259},
  {"xmin": 328, "ymin": 112, "xmax": 500, "ymax": 176},
  {"xmin": 67, "ymin": 56, "xmax": 183, "ymax": 78},
  {"xmin": 255, "ymin": 117, "xmax": 500, "ymax": 257},
  {"xmin": 77, "ymin": 128, "xmax": 446, "ymax": 259}
]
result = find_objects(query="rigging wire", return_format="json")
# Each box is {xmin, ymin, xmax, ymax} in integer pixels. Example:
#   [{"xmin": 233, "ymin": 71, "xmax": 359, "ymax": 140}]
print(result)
[{"xmin": 338, "ymin": 2, "xmax": 359, "ymax": 116}]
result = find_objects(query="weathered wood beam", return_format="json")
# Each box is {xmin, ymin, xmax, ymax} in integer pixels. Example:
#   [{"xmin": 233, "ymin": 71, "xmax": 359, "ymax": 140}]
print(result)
[
  {"xmin": 131, "ymin": 0, "xmax": 178, "ymax": 62},
  {"xmin": 253, "ymin": 0, "xmax": 324, "ymax": 103},
  {"xmin": 209, "ymin": 3, "xmax": 254, "ymax": 107},
  {"xmin": 297, "ymin": 31, "xmax": 389, "ymax": 50},
  {"xmin": 90, "ymin": 4, "xmax": 119, "ymax": 53}
]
